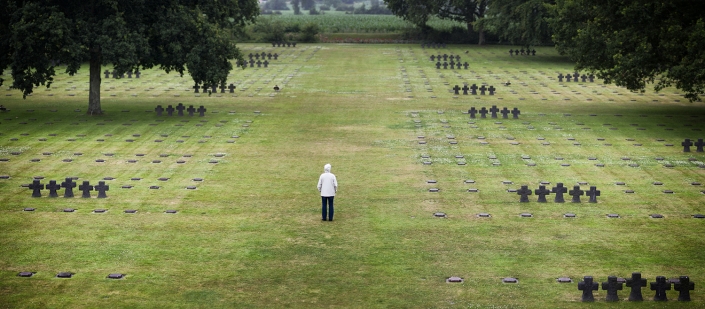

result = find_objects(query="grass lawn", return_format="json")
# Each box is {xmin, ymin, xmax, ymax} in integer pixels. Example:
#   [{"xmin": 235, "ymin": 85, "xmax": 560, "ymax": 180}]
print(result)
[{"xmin": 1, "ymin": 43, "xmax": 704, "ymax": 308}]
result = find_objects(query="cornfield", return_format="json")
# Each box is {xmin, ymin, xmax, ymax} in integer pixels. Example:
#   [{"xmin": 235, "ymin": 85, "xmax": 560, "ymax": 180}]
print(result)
[{"xmin": 255, "ymin": 14, "xmax": 466, "ymax": 33}]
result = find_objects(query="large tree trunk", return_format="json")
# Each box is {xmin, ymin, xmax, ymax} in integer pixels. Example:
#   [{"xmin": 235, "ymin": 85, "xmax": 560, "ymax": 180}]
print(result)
[
  {"xmin": 478, "ymin": 29, "xmax": 485, "ymax": 45},
  {"xmin": 88, "ymin": 45, "xmax": 102, "ymax": 115}
]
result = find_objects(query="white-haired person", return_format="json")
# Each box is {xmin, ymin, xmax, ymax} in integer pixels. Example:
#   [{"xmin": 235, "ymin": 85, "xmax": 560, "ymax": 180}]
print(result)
[{"xmin": 317, "ymin": 163, "xmax": 338, "ymax": 221}]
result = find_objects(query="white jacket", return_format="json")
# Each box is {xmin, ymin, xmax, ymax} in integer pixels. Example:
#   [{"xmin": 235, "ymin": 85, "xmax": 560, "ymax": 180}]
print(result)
[{"xmin": 317, "ymin": 164, "xmax": 338, "ymax": 196}]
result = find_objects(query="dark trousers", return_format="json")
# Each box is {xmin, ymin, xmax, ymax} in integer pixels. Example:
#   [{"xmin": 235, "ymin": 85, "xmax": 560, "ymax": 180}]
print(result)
[{"xmin": 321, "ymin": 196, "xmax": 334, "ymax": 220}]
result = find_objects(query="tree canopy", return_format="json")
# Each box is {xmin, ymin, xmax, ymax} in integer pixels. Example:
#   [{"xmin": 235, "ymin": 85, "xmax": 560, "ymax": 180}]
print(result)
[
  {"xmin": 477, "ymin": 0, "xmax": 552, "ymax": 47},
  {"xmin": 0, "ymin": 0, "xmax": 259, "ymax": 114},
  {"xmin": 384, "ymin": 0, "xmax": 489, "ymax": 44},
  {"xmin": 550, "ymin": 0, "xmax": 705, "ymax": 101}
]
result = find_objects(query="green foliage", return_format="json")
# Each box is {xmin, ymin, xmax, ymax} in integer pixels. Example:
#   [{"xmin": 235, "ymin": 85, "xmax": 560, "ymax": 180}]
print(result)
[
  {"xmin": 0, "ymin": 0, "xmax": 259, "ymax": 114},
  {"xmin": 262, "ymin": 0, "xmax": 290, "ymax": 11},
  {"xmin": 249, "ymin": 17, "xmax": 287, "ymax": 42},
  {"xmin": 478, "ymin": 0, "xmax": 554, "ymax": 47},
  {"xmin": 248, "ymin": 14, "xmax": 465, "ymax": 34},
  {"xmin": 298, "ymin": 22, "xmax": 320, "ymax": 42},
  {"xmin": 384, "ymin": 0, "xmax": 489, "ymax": 43},
  {"xmin": 551, "ymin": 0, "xmax": 705, "ymax": 102}
]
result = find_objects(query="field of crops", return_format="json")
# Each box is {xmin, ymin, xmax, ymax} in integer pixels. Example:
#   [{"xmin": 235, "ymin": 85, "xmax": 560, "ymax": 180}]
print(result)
[{"xmin": 256, "ymin": 13, "xmax": 466, "ymax": 33}]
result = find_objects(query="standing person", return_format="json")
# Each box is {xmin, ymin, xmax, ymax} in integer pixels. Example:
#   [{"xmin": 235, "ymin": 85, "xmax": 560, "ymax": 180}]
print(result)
[{"xmin": 317, "ymin": 163, "xmax": 337, "ymax": 221}]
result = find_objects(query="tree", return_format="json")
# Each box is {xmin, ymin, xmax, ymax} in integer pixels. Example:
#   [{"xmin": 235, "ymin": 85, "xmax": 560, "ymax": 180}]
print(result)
[
  {"xmin": 550, "ymin": 0, "xmax": 705, "ymax": 101},
  {"xmin": 437, "ymin": 0, "xmax": 489, "ymax": 44},
  {"xmin": 384, "ymin": 0, "xmax": 489, "ymax": 44},
  {"xmin": 0, "ymin": 0, "xmax": 259, "ymax": 114},
  {"xmin": 477, "ymin": 0, "xmax": 553, "ymax": 47}
]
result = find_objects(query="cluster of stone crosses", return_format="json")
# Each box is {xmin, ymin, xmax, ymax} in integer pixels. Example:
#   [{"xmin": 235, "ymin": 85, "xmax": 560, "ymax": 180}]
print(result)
[
  {"xmin": 681, "ymin": 138, "xmax": 705, "ymax": 152},
  {"xmin": 454, "ymin": 84, "xmax": 496, "ymax": 95},
  {"xmin": 515, "ymin": 183, "xmax": 599, "ymax": 203},
  {"xmin": 192, "ymin": 83, "xmax": 238, "ymax": 94},
  {"xmin": 557, "ymin": 72, "xmax": 595, "ymax": 82},
  {"xmin": 103, "ymin": 69, "xmax": 140, "ymax": 79},
  {"xmin": 578, "ymin": 273, "xmax": 694, "ymax": 302},
  {"xmin": 271, "ymin": 41, "xmax": 296, "ymax": 47},
  {"xmin": 468, "ymin": 105, "xmax": 520, "ymax": 119},
  {"xmin": 435, "ymin": 60, "xmax": 469, "ymax": 70},
  {"xmin": 154, "ymin": 104, "xmax": 206, "ymax": 117},
  {"xmin": 28, "ymin": 178, "xmax": 108, "ymax": 199},
  {"xmin": 509, "ymin": 49, "xmax": 536, "ymax": 56}
]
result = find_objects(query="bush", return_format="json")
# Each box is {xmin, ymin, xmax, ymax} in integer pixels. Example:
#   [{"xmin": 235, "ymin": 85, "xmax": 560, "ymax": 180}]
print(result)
[
  {"xmin": 298, "ymin": 22, "xmax": 320, "ymax": 42},
  {"xmin": 319, "ymin": 5, "xmax": 330, "ymax": 11},
  {"xmin": 309, "ymin": 8, "xmax": 320, "ymax": 15}
]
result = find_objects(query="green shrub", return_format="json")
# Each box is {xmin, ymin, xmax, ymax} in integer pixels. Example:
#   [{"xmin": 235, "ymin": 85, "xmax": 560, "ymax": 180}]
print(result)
[{"xmin": 298, "ymin": 22, "xmax": 320, "ymax": 42}]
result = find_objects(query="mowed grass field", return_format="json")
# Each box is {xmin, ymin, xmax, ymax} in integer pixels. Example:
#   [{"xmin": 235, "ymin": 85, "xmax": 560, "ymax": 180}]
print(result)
[{"xmin": 1, "ymin": 44, "xmax": 704, "ymax": 308}]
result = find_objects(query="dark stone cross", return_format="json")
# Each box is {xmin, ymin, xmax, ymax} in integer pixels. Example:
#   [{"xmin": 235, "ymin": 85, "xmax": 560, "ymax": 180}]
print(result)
[
  {"xmin": 155, "ymin": 105, "xmax": 164, "ymax": 116},
  {"xmin": 463, "ymin": 62, "xmax": 469, "ymax": 69},
  {"xmin": 500, "ymin": 107, "xmax": 510, "ymax": 119},
  {"xmin": 479, "ymin": 85, "xmax": 487, "ymax": 95},
  {"xmin": 573, "ymin": 72, "xmax": 580, "ymax": 80},
  {"xmin": 453, "ymin": 85, "xmax": 460, "ymax": 95},
  {"xmin": 260, "ymin": 52, "xmax": 266, "ymax": 58},
  {"xmin": 256, "ymin": 60, "xmax": 262, "ymax": 67},
  {"xmin": 581, "ymin": 74, "xmax": 587, "ymax": 82},
  {"xmin": 219, "ymin": 84, "xmax": 226, "ymax": 93},
  {"xmin": 586, "ymin": 186, "xmax": 600, "ymax": 203},
  {"xmin": 569, "ymin": 185, "xmax": 584, "ymax": 203},
  {"xmin": 431, "ymin": 55, "xmax": 436, "ymax": 61},
  {"xmin": 566, "ymin": 74, "xmax": 572, "ymax": 82},
  {"xmin": 468, "ymin": 107, "xmax": 477, "ymax": 118},
  {"xmin": 62, "ymin": 177, "xmax": 76, "ymax": 198},
  {"xmin": 626, "ymin": 272, "xmax": 647, "ymax": 301},
  {"xmin": 517, "ymin": 185, "xmax": 532, "ymax": 202},
  {"xmin": 193, "ymin": 84, "xmax": 200, "ymax": 93},
  {"xmin": 254, "ymin": 53, "xmax": 260, "ymax": 59},
  {"xmin": 228, "ymin": 84, "xmax": 236, "ymax": 93},
  {"xmin": 176, "ymin": 103, "xmax": 186, "ymax": 116},
  {"xmin": 29, "ymin": 179, "xmax": 44, "ymax": 197},
  {"xmin": 166, "ymin": 105, "xmax": 175, "ymax": 116},
  {"xmin": 479, "ymin": 107, "xmax": 488, "ymax": 118},
  {"xmin": 449, "ymin": 62, "xmax": 455, "ymax": 69},
  {"xmin": 127, "ymin": 71, "xmax": 132, "ymax": 78},
  {"xmin": 489, "ymin": 105, "xmax": 499, "ymax": 118},
  {"xmin": 589, "ymin": 74, "xmax": 595, "ymax": 82},
  {"xmin": 435, "ymin": 62, "xmax": 441, "ymax": 69},
  {"xmin": 552, "ymin": 183, "xmax": 567, "ymax": 203},
  {"xmin": 443, "ymin": 54, "xmax": 448, "ymax": 61},
  {"xmin": 249, "ymin": 60, "xmax": 255, "ymax": 67},
  {"xmin": 111, "ymin": 70, "xmax": 118, "ymax": 78},
  {"xmin": 104, "ymin": 70, "xmax": 110, "ymax": 78},
  {"xmin": 79, "ymin": 181, "xmax": 93, "ymax": 198},
  {"xmin": 674, "ymin": 276, "xmax": 694, "ymax": 301},
  {"xmin": 470, "ymin": 84, "xmax": 478, "ymax": 95},
  {"xmin": 488, "ymin": 86, "xmax": 496, "ymax": 95},
  {"xmin": 695, "ymin": 138, "xmax": 704, "ymax": 152},
  {"xmin": 95, "ymin": 181, "xmax": 109, "ymax": 198},
  {"xmin": 248, "ymin": 53, "xmax": 254, "ymax": 59},
  {"xmin": 135, "ymin": 70, "xmax": 140, "ymax": 78},
  {"xmin": 531, "ymin": 49, "xmax": 536, "ymax": 55},
  {"xmin": 650, "ymin": 276, "xmax": 671, "ymax": 301},
  {"xmin": 267, "ymin": 53, "xmax": 272, "ymax": 59},
  {"xmin": 557, "ymin": 73, "xmax": 564, "ymax": 82},
  {"xmin": 509, "ymin": 49, "xmax": 514, "ymax": 56},
  {"xmin": 442, "ymin": 62, "xmax": 448, "ymax": 69},
  {"xmin": 682, "ymin": 138, "xmax": 693, "ymax": 152},
  {"xmin": 534, "ymin": 185, "xmax": 550, "ymax": 202},
  {"xmin": 46, "ymin": 180, "xmax": 61, "ymax": 197},
  {"xmin": 602, "ymin": 276, "xmax": 623, "ymax": 302},
  {"xmin": 511, "ymin": 107, "xmax": 521, "ymax": 119},
  {"xmin": 578, "ymin": 276, "xmax": 599, "ymax": 302},
  {"xmin": 197, "ymin": 106, "xmax": 207, "ymax": 117},
  {"xmin": 273, "ymin": 53, "xmax": 278, "ymax": 60},
  {"xmin": 462, "ymin": 85, "xmax": 469, "ymax": 95},
  {"xmin": 263, "ymin": 60, "xmax": 269, "ymax": 67},
  {"xmin": 187, "ymin": 105, "xmax": 196, "ymax": 116},
  {"xmin": 520, "ymin": 48, "xmax": 525, "ymax": 55}
]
